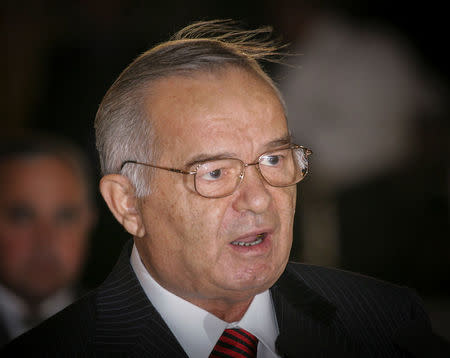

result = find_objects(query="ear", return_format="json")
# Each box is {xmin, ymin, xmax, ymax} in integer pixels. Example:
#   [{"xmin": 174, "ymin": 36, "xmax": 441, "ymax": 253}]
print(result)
[{"xmin": 99, "ymin": 174, "xmax": 146, "ymax": 238}]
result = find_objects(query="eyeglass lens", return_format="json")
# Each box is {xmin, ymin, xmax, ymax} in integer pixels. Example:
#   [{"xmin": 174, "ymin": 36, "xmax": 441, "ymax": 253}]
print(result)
[{"xmin": 194, "ymin": 147, "xmax": 308, "ymax": 198}]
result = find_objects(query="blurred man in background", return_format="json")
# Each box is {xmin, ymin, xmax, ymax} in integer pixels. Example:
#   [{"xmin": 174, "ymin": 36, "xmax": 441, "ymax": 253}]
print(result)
[{"xmin": 0, "ymin": 133, "xmax": 96, "ymax": 346}]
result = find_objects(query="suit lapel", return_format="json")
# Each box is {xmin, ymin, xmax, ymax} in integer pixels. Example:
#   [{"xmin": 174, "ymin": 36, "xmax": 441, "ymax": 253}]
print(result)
[
  {"xmin": 91, "ymin": 242, "xmax": 360, "ymax": 357},
  {"xmin": 93, "ymin": 240, "xmax": 188, "ymax": 358},
  {"xmin": 270, "ymin": 264, "xmax": 358, "ymax": 358}
]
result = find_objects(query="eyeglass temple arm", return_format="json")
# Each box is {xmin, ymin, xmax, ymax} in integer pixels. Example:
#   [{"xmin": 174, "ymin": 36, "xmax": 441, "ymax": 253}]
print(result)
[{"xmin": 120, "ymin": 160, "xmax": 195, "ymax": 175}]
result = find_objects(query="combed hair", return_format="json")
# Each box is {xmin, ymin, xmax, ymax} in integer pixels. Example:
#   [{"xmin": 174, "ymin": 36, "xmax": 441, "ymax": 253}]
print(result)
[{"xmin": 95, "ymin": 19, "xmax": 287, "ymax": 197}]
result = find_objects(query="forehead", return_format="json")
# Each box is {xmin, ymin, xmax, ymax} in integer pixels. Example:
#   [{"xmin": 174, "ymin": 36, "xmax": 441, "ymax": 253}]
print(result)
[
  {"xmin": 146, "ymin": 67, "xmax": 288, "ymax": 163},
  {"xmin": 0, "ymin": 156, "xmax": 87, "ymax": 206}
]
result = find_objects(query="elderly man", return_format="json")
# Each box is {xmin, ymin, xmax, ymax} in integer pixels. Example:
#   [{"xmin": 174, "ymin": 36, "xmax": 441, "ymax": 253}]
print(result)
[
  {"xmin": 0, "ymin": 133, "xmax": 95, "ymax": 347},
  {"xmin": 2, "ymin": 20, "xmax": 448, "ymax": 357}
]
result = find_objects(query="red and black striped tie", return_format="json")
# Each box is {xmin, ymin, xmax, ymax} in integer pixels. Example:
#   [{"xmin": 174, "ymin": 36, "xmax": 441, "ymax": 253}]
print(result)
[{"xmin": 209, "ymin": 328, "xmax": 258, "ymax": 358}]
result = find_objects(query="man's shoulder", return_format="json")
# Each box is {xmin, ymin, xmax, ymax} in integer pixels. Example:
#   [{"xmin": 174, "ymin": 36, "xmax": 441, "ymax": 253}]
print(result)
[
  {"xmin": 1, "ymin": 290, "xmax": 97, "ymax": 355},
  {"xmin": 281, "ymin": 261, "xmax": 430, "ymax": 331},
  {"xmin": 285, "ymin": 261, "xmax": 415, "ymax": 297},
  {"xmin": 274, "ymin": 263, "xmax": 449, "ymax": 357}
]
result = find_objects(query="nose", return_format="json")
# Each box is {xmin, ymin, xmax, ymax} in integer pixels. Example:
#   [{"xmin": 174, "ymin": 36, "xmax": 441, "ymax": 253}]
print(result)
[
  {"xmin": 33, "ymin": 219, "xmax": 57, "ymax": 245},
  {"xmin": 232, "ymin": 164, "xmax": 272, "ymax": 214}
]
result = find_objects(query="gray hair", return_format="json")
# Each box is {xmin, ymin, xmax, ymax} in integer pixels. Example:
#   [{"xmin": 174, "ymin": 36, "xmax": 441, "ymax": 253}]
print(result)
[{"xmin": 95, "ymin": 19, "xmax": 287, "ymax": 197}]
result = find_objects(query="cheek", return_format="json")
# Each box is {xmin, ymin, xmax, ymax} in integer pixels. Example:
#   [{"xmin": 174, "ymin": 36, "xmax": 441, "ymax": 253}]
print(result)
[
  {"xmin": 59, "ymin": 238, "xmax": 84, "ymax": 264},
  {"xmin": 190, "ymin": 200, "xmax": 239, "ymax": 253},
  {"xmin": 0, "ymin": 241, "xmax": 35, "ymax": 290},
  {"xmin": 272, "ymin": 187, "xmax": 296, "ymax": 248},
  {"xmin": 0, "ymin": 228, "xmax": 34, "ymax": 270},
  {"xmin": 147, "ymin": 177, "xmax": 227, "ymax": 239},
  {"xmin": 171, "ymin": 204, "xmax": 226, "ymax": 263},
  {"xmin": 54, "ymin": 229, "xmax": 88, "ymax": 271},
  {"xmin": 275, "ymin": 186, "xmax": 296, "ymax": 218}
]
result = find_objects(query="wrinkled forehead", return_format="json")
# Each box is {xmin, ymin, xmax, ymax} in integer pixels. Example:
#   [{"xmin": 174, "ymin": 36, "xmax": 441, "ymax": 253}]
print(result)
[
  {"xmin": 146, "ymin": 65, "xmax": 286, "ymax": 120},
  {"xmin": 144, "ymin": 66, "xmax": 288, "ymax": 162},
  {"xmin": 146, "ymin": 63, "xmax": 285, "ymax": 113}
]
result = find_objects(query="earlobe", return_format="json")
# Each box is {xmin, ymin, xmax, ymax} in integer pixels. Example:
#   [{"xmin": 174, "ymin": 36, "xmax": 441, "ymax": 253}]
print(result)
[{"xmin": 99, "ymin": 174, "xmax": 146, "ymax": 238}]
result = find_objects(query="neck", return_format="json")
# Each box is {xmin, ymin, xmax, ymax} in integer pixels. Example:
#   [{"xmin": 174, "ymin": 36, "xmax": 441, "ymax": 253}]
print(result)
[{"xmin": 135, "ymin": 243, "xmax": 257, "ymax": 323}]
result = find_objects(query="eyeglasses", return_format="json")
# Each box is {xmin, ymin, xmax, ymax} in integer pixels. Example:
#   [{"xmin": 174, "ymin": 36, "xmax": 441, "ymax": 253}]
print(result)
[{"xmin": 120, "ymin": 144, "xmax": 312, "ymax": 198}]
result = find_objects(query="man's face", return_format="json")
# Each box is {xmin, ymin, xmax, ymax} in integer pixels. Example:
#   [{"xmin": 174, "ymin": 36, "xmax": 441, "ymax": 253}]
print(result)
[
  {"xmin": 0, "ymin": 156, "xmax": 93, "ymax": 303},
  {"xmin": 136, "ymin": 67, "xmax": 296, "ymax": 306}
]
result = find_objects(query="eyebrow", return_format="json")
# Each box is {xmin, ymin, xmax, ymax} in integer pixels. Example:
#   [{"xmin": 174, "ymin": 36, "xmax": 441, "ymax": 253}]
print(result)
[
  {"xmin": 184, "ymin": 134, "xmax": 292, "ymax": 168},
  {"xmin": 265, "ymin": 134, "xmax": 292, "ymax": 149},
  {"xmin": 185, "ymin": 152, "xmax": 237, "ymax": 168}
]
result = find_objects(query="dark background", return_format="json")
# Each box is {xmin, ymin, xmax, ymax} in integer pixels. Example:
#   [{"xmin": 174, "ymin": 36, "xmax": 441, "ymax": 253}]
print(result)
[{"xmin": 2, "ymin": 0, "xmax": 449, "ymax": 337}]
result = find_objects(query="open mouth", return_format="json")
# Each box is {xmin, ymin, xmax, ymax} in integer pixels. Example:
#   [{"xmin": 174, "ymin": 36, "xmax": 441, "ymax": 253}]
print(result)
[{"xmin": 231, "ymin": 233, "xmax": 267, "ymax": 247}]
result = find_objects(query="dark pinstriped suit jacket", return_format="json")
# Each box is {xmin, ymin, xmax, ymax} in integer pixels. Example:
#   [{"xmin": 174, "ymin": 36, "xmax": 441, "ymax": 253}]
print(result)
[{"xmin": 2, "ymin": 239, "xmax": 448, "ymax": 357}]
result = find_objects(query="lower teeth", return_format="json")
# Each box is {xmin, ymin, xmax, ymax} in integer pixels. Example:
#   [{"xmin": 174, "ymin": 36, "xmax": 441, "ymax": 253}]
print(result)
[{"xmin": 232, "ymin": 237, "xmax": 263, "ymax": 247}]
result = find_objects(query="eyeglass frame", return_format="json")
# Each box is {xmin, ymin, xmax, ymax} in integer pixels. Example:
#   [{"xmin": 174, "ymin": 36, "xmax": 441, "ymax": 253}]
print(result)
[{"xmin": 120, "ymin": 144, "xmax": 312, "ymax": 198}]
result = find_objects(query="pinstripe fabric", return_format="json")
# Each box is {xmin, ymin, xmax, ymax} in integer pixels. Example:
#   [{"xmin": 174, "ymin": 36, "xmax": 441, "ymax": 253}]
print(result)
[
  {"xmin": 93, "ymin": 240, "xmax": 188, "ymax": 358},
  {"xmin": 1, "ymin": 240, "xmax": 187, "ymax": 358},
  {"xmin": 2, "ymin": 239, "xmax": 446, "ymax": 357},
  {"xmin": 271, "ymin": 264, "xmax": 441, "ymax": 357}
]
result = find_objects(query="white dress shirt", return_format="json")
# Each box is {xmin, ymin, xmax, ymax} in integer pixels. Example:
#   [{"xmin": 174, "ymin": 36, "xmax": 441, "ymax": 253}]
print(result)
[{"xmin": 131, "ymin": 244, "xmax": 281, "ymax": 358}]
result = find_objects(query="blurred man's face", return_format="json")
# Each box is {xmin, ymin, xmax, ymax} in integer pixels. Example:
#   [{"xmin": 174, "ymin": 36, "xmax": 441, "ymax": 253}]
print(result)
[
  {"xmin": 134, "ymin": 66, "xmax": 296, "ymax": 311},
  {"xmin": 0, "ymin": 156, "xmax": 93, "ymax": 304}
]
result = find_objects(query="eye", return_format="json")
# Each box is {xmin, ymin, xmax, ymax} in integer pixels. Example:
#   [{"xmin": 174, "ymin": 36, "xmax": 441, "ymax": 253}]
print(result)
[
  {"xmin": 260, "ymin": 154, "xmax": 282, "ymax": 167},
  {"xmin": 6, "ymin": 205, "xmax": 35, "ymax": 225},
  {"xmin": 195, "ymin": 159, "xmax": 238, "ymax": 184},
  {"xmin": 201, "ymin": 169, "xmax": 223, "ymax": 181},
  {"xmin": 55, "ymin": 207, "xmax": 80, "ymax": 226}
]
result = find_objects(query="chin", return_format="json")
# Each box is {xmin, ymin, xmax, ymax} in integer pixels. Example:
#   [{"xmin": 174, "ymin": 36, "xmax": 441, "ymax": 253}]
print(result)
[{"xmin": 226, "ymin": 265, "xmax": 281, "ymax": 293}]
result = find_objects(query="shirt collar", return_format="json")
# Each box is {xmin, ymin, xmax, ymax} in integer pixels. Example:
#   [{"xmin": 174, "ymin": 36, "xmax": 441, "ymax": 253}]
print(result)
[
  {"xmin": 0, "ymin": 283, "xmax": 74, "ymax": 340},
  {"xmin": 130, "ymin": 243, "xmax": 279, "ymax": 357}
]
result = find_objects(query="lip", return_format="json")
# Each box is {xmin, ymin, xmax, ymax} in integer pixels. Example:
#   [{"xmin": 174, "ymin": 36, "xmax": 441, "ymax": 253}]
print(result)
[{"xmin": 229, "ymin": 229, "xmax": 273, "ymax": 254}]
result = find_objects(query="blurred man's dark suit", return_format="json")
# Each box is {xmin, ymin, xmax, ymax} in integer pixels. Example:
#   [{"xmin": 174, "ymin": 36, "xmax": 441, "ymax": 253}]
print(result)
[
  {"xmin": 0, "ymin": 320, "xmax": 8, "ymax": 347},
  {"xmin": 2, "ymin": 240, "xmax": 448, "ymax": 357}
]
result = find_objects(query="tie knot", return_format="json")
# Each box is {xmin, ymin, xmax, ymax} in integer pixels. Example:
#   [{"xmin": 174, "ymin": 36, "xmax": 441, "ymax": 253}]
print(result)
[{"xmin": 210, "ymin": 328, "xmax": 258, "ymax": 358}]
